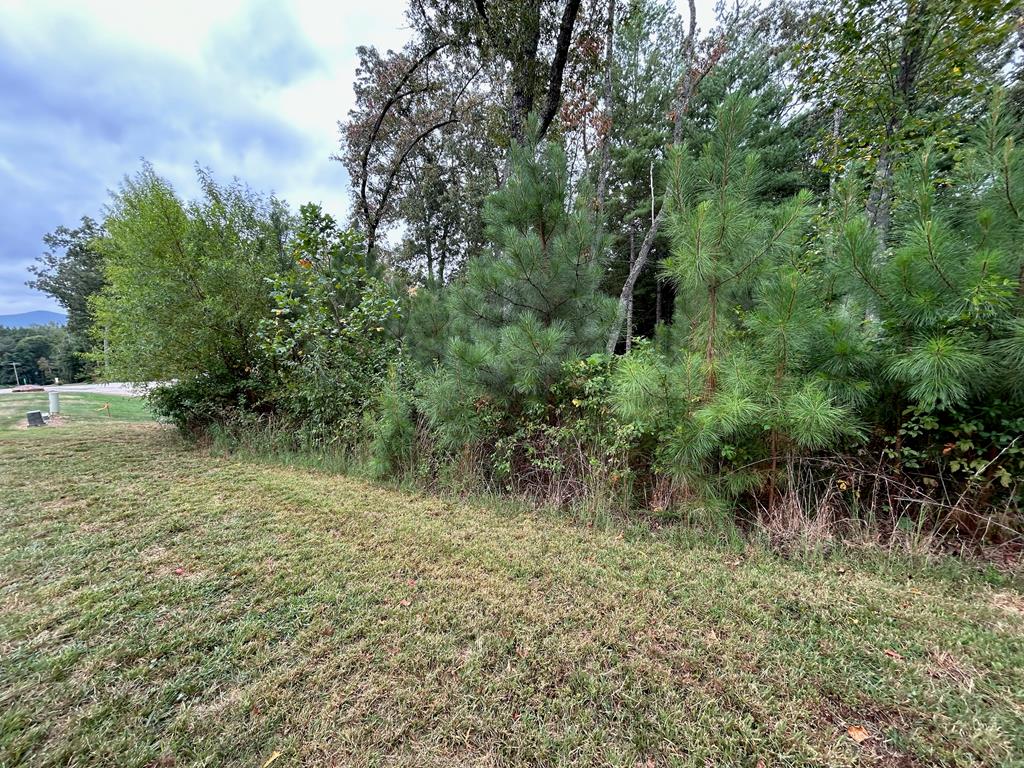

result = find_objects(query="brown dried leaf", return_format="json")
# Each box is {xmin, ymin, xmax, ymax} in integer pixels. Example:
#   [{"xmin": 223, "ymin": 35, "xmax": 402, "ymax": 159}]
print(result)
[{"xmin": 847, "ymin": 724, "xmax": 870, "ymax": 744}]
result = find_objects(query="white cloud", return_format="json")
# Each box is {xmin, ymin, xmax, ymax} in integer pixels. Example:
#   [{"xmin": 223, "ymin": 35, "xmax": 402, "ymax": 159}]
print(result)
[{"xmin": 0, "ymin": 0, "xmax": 411, "ymax": 313}]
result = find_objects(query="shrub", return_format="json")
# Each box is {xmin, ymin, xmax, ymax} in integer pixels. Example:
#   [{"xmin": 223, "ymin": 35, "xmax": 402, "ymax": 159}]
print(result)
[
  {"xmin": 146, "ymin": 374, "xmax": 259, "ymax": 438},
  {"xmin": 257, "ymin": 206, "xmax": 400, "ymax": 448},
  {"xmin": 94, "ymin": 164, "xmax": 291, "ymax": 384}
]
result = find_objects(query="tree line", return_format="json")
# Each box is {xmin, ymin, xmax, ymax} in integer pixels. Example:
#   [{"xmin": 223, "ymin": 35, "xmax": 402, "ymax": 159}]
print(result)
[{"xmin": 31, "ymin": 0, "xmax": 1024, "ymax": 546}]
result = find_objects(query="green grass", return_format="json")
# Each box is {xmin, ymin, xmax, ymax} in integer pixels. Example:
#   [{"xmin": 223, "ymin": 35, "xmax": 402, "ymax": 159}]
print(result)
[
  {"xmin": 1, "ymin": 422, "xmax": 1022, "ymax": 767},
  {"xmin": 0, "ymin": 392, "xmax": 152, "ymax": 431}
]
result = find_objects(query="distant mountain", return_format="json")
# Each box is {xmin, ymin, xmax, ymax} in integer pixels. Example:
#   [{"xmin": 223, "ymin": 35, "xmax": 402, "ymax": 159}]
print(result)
[{"xmin": 0, "ymin": 310, "xmax": 67, "ymax": 328}]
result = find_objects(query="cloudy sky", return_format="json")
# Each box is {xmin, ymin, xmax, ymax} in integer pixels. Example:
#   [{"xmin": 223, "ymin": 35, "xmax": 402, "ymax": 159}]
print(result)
[
  {"xmin": 0, "ymin": 0, "xmax": 414, "ymax": 314},
  {"xmin": 1, "ymin": 0, "xmax": 715, "ymax": 315}
]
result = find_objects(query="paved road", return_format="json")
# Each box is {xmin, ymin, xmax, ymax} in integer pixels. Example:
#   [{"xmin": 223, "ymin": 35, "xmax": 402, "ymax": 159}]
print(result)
[{"xmin": 0, "ymin": 382, "xmax": 155, "ymax": 397}]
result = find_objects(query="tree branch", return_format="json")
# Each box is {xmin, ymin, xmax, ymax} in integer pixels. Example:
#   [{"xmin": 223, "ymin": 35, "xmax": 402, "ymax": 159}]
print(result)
[
  {"xmin": 537, "ymin": 0, "xmax": 583, "ymax": 140},
  {"xmin": 357, "ymin": 42, "xmax": 448, "ymax": 247},
  {"xmin": 606, "ymin": 0, "xmax": 704, "ymax": 355}
]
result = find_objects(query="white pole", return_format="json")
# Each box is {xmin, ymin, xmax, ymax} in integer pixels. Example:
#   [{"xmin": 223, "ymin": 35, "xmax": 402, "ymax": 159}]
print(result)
[{"xmin": 49, "ymin": 391, "xmax": 60, "ymax": 414}]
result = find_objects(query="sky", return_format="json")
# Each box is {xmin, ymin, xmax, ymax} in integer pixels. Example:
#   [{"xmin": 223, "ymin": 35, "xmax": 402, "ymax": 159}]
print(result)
[{"xmin": 1, "ymin": 0, "xmax": 716, "ymax": 315}]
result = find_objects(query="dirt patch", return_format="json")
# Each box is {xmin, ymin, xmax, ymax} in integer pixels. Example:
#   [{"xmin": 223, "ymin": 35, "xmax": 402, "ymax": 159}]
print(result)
[
  {"xmin": 138, "ymin": 544, "xmax": 203, "ymax": 580},
  {"xmin": 189, "ymin": 685, "xmax": 248, "ymax": 718},
  {"xmin": 14, "ymin": 413, "xmax": 69, "ymax": 430},
  {"xmin": 817, "ymin": 695, "xmax": 928, "ymax": 767}
]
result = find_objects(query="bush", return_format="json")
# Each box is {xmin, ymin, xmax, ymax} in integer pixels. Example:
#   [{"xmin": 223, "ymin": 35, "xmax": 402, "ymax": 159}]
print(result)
[
  {"xmin": 94, "ymin": 165, "xmax": 291, "ymax": 384},
  {"xmin": 146, "ymin": 375, "xmax": 260, "ymax": 438},
  {"xmin": 258, "ymin": 258, "xmax": 399, "ymax": 448}
]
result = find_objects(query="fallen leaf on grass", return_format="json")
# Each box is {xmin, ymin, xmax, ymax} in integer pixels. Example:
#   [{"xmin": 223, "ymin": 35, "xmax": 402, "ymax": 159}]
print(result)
[
  {"xmin": 847, "ymin": 725, "xmax": 871, "ymax": 744},
  {"xmin": 399, "ymin": 598, "xmax": 412, "ymax": 607},
  {"xmin": 261, "ymin": 751, "xmax": 281, "ymax": 768},
  {"xmin": 884, "ymin": 648, "xmax": 903, "ymax": 661}
]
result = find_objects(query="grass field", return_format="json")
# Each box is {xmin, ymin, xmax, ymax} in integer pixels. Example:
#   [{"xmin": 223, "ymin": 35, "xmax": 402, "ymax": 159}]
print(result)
[
  {"xmin": 1, "ymin": 407, "xmax": 1023, "ymax": 766},
  {"xmin": 0, "ymin": 391, "xmax": 152, "ymax": 431}
]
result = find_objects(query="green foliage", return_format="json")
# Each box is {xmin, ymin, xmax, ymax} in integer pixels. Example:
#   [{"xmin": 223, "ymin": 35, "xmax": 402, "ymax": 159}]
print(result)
[
  {"xmin": 0, "ymin": 325, "xmax": 70, "ymax": 386},
  {"xmin": 488, "ymin": 355, "xmax": 639, "ymax": 500},
  {"xmin": 885, "ymin": 404, "xmax": 1024, "ymax": 487},
  {"xmin": 414, "ymin": 133, "xmax": 617, "ymax": 449},
  {"xmin": 258, "ymin": 208, "xmax": 400, "ymax": 447},
  {"xmin": 614, "ymin": 95, "xmax": 862, "ymax": 505},
  {"xmin": 147, "ymin": 375, "xmax": 249, "ymax": 437},
  {"xmin": 27, "ymin": 216, "xmax": 106, "ymax": 380},
  {"xmin": 399, "ymin": 282, "xmax": 451, "ymax": 369},
  {"xmin": 94, "ymin": 163, "xmax": 291, "ymax": 385},
  {"xmin": 367, "ymin": 363, "xmax": 419, "ymax": 479},
  {"xmin": 818, "ymin": 94, "xmax": 1024, "ymax": 514},
  {"xmin": 792, "ymin": 0, "xmax": 1019, "ymax": 184},
  {"xmin": 832, "ymin": 95, "xmax": 1024, "ymax": 413},
  {"xmin": 662, "ymin": 97, "xmax": 815, "ymax": 367}
]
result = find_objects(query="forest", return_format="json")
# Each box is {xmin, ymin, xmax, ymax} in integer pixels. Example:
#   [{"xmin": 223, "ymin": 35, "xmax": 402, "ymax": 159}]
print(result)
[{"xmin": 32, "ymin": 0, "xmax": 1024, "ymax": 551}]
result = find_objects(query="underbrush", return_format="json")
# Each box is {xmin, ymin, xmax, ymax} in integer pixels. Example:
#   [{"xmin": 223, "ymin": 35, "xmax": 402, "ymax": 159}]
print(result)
[
  {"xmin": 193, "ymin": 400, "xmax": 1023, "ymax": 576},
  {"xmin": 188, "ymin": 418, "xmax": 1023, "ymax": 591},
  {"xmin": 170, "ymin": 390, "xmax": 1021, "ymax": 571},
  {"xmin": 147, "ymin": 347, "xmax": 1023, "ymax": 572}
]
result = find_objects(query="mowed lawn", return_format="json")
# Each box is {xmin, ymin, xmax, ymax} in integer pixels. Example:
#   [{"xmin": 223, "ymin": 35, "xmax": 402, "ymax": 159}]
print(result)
[
  {"xmin": 0, "ymin": 391, "xmax": 151, "ymax": 431},
  {"xmin": 1, "ymin": 413, "xmax": 1023, "ymax": 766}
]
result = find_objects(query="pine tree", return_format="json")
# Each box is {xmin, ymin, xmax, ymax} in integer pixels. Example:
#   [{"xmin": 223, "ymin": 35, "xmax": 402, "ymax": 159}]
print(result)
[
  {"xmin": 662, "ymin": 95, "xmax": 814, "ymax": 392},
  {"xmin": 831, "ymin": 92, "xmax": 1024, "ymax": 412},
  {"xmin": 418, "ymin": 133, "xmax": 617, "ymax": 447},
  {"xmin": 614, "ymin": 95, "xmax": 857, "ymax": 508}
]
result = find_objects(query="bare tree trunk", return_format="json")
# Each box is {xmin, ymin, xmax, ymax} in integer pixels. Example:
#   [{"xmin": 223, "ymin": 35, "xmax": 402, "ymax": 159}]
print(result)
[
  {"xmin": 606, "ymin": 0, "xmax": 699, "ymax": 355},
  {"xmin": 589, "ymin": 0, "xmax": 616, "ymax": 261},
  {"xmin": 498, "ymin": 0, "xmax": 581, "ymax": 144},
  {"xmin": 766, "ymin": 358, "xmax": 785, "ymax": 511},
  {"xmin": 866, "ymin": 114, "xmax": 898, "ymax": 242},
  {"xmin": 594, "ymin": 0, "xmax": 616, "ymax": 217},
  {"xmin": 704, "ymin": 282, "xmax": 717, "ymax": 393},
  {"xmin": 538, "ymin": 0, "xmax": 583, "ymax": 140},
  {"xmin": 866, "ymin": 1, "xmax": 926, "ymax": 244},
  {"xmin": 828, "ymin": 106, "xmax": 843, "ymax": 200},
  {"xmin": 439, "ymin": 220, "xmax": 449, "ymax": 284},
  {"xmin": 424, "ymin": 214, "xmax": 435, "ymax": 281},
  {"xmin": 625, "ymin": 229, "xmax": 635, "ymax": 352},
  {"xmin": 506, "ymin": 1, "xmax": 542, "ymax": 145}
]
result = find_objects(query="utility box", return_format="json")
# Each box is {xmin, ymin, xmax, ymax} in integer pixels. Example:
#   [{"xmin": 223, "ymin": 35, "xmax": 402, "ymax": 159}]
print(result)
[
  {"xmin": 26, "ymin": 411, "xmax": 45, "ymax": 427},
  {"xmin": 48, "ymin": 392, "xmax": 60, "ymax": 414}
]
